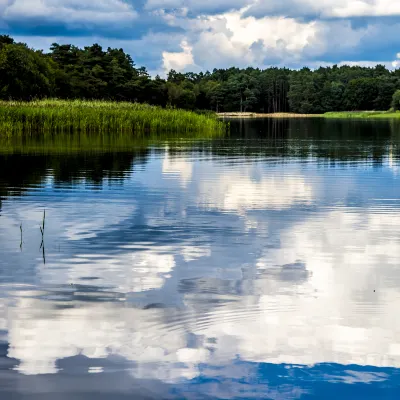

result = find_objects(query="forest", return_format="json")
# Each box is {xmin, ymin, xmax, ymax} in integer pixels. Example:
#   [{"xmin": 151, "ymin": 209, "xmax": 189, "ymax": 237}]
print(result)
[{"xmin": 2, "ymin": 34, "xmax": 400, "ymax": 114}]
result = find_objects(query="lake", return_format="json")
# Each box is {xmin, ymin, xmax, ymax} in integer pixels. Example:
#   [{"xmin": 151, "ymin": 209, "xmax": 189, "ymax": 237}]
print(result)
[{"xmin": 1, "ymin": 118, "xmax": 400, "ymax": 399}]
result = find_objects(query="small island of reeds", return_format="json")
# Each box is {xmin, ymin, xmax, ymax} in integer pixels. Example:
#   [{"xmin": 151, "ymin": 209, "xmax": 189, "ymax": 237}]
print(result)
[{"xmin": 0, "ymin": 100, "xmax": 226, "ymax": 136}]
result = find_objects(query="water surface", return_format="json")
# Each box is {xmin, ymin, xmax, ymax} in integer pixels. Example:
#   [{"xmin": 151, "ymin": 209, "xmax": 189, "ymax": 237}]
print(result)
[{"xmin": 1, "ymin": 119, "xmax": 400, "ymax": 399}]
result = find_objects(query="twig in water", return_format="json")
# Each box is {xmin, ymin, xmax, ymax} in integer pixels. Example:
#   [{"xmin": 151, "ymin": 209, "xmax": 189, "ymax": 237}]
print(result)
[
  {"xmin": 40, "ymin": 209, "xmax": 45, "ymax": 236},
  {"xmin": 42, "ymin": 241, "xmax": 46, "ymax": 265},
  {"xmin": 20, "ymin": 223, "xmax": 22, "ymax": 250},
  {"xmin": 39, "ymin": 209, "xmax": 46, "ymax": 264}
]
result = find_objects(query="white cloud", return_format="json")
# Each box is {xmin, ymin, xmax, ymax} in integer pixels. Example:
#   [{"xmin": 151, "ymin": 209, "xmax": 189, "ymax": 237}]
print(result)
[
  {"xmin": 42, "ymin": 242, "xmax": 210, "ymax": 293},
  {"xmin": 162, "ymin": 151, "xmax": 193, "ymax": 187},
  {"xmin": 215, "ymin": 210, "xmax": 400, "ymax": 367},
  {"xmin": 181, "ymin": 245, "xmax": 211, "ymax": 262},
  {"xmin": 329, "ymin": 0, "xmax": 400, "ymax": 18},
  {"xmin": 5, "ymin": 295, "xmax": 206, "ymax": 377},
  {"xmin": 197, "ymin": 168, "xmax": 314, "ymax": 213},
  {"xmin": 162, "ymin": 9, "xmax": 320, "ymax": 68},
  {"xmin": 44, "ymin": 249, "xmax": 176, "ymax": 292},
  {"xmin": 162, "ymin": 40, "xmax": 196, "ymax": 73}
]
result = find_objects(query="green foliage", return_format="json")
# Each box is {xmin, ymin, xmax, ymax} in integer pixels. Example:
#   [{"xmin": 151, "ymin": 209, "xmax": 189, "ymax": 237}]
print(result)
[
  {"xmin": 342, "ymin": 78, "xmax": 379, "ymax": 111},
  {"xmin": 0, "ymin": 43, "xmax": 56, "ymax": 100},
  {"xmin": 392, "ymin": 90, "xmax": 400, "ymax": 111},
  {"xmin": 324, "ymin": 111, "xmax": 400, "ymax": 118},
  {"xmin": 0, "ymin": 100, "xmax": 225, "ymax": 136},
  {"xmin": 288, "ymin": 65, "xmax": 396, "ymax": 114},
  {"xmin": 288, "ymin": 68, "xmax": 316, "ymax": 114},
  {"xmin": 0, "ymin": 35, "xmax": 14, "ymax": 48}
]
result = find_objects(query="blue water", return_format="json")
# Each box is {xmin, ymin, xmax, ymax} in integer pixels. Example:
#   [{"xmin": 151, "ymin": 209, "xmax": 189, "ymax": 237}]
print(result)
[{"xmin": 1, "ymin": 119, "xmax": 400, "ymax": 399}]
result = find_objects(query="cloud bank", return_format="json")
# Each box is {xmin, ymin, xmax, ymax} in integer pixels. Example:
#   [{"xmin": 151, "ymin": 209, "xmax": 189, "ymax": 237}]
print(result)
[{"xmin": 1, "ymin": 1, "xmax": 400, "ymax": 81}]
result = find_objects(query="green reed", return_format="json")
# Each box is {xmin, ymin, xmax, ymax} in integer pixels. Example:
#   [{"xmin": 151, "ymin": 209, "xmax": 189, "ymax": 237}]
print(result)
[{"xmin": 0, "ymin": 100, "xmax": 226, "ymax": 136}]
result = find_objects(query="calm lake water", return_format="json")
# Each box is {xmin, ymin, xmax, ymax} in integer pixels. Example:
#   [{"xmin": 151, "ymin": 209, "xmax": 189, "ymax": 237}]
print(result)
[{"xmin": 1, "ymin": 118, "xmax": 400, "ymax": 399}]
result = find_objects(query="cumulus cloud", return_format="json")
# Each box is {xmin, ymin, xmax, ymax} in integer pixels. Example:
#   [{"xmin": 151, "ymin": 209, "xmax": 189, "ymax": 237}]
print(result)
[
  {"xmin": 162, "ymin": 40, "xmax": 197, "ymax": 73},
  {"xmin": 158, "ymin": 7, "xmax": 400, "ymax": 72},
  {"xmin": 158, "ymin": 9, "xmax": 318, "ymax": 69}
]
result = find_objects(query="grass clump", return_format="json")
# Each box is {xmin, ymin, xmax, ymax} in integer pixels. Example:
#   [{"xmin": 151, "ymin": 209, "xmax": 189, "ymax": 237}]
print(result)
[{"xmin": 0, "ymin": 100, "xmax": 226, "ymax": 136}]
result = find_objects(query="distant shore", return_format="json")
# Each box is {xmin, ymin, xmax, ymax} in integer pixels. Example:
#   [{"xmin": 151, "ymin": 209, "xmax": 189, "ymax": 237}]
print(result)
[
  {"xmin": 217, "ymin": 112, "xmax": 322, "ymax": 118},
  {"xmin": 324, "ymin": 111, "xmax": 400, "ymax": 118},
  {"xmin": 218, "ymin": 111, "xmax": 400, "ymax": 119}
]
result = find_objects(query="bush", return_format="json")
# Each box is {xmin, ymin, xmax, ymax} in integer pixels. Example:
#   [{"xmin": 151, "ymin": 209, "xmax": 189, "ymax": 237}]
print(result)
[{"xmin": 391, "ymin": 90, "xmax": 400, "ymax": 111}]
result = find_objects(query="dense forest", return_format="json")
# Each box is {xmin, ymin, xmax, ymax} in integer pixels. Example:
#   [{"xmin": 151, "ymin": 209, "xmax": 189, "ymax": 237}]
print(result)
[{"xmin": 2, "ymin": 34, "xmax": 400, "ymax": 114}]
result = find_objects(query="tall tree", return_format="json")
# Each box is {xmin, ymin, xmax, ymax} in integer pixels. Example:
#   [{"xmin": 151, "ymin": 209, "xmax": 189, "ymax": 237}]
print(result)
[{"xmin": 0, "ymin": 43, "xmax": 55, "ymax": 100}]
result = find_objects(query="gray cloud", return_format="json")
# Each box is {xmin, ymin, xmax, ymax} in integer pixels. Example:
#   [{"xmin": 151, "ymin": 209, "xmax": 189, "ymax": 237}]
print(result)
[
  {"xmin": 144, "ymin": 0, "xmax": 252, "ymax": 16},
  {"xmin": 244, "ymin": 0, "xmax": 400, "ymax": 20},
  {"xmin": 243, "ymin": 0, "xmax": 321, "ymax": 20},
  {"xmin": 0, "ymin": 0, "xmax": 183, "ymax": 40}
]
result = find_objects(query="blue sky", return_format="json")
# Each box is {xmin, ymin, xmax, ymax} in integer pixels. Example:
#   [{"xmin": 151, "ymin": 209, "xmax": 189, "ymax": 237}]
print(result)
[{"xmin": 2, "ymin": 0, "xmax": 400, "ymax": 76}]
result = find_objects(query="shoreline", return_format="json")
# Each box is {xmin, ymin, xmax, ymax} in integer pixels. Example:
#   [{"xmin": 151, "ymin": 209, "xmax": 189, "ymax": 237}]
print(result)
[
  {"xmin": 217, "ymin": 112, "xmax": 322, "ymax": 118},
  {"xmin": 218, "ymin": 111, "xmax": 400, "ymax": 119}
]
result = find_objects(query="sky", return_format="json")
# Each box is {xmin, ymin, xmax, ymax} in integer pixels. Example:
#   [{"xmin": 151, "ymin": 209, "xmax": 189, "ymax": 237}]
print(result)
[{"xmin": 1, "ymin": 0, "xmax": 400, "ymax": 77}]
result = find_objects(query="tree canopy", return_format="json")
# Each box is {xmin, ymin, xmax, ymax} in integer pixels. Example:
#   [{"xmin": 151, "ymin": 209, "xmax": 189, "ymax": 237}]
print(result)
[{"xmin": 1, "ymin": 35, "xmax": 400, "ymax": 113}]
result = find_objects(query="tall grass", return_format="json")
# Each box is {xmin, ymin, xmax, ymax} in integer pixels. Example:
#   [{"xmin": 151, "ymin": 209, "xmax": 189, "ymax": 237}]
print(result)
[{"xmin": 0, "ymin": 100, "xmax": 226, "ymax": 136}]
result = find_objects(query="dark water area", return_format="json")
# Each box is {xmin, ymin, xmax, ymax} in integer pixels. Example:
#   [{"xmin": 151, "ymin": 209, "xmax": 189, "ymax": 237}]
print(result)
[{"xmin": 1, "ymin": 118, "xmax": 400, "ymax": 399}]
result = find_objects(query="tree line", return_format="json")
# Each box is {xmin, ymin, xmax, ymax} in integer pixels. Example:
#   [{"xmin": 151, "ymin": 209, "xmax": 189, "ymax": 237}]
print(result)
[{"xmin": 1, "ymin": 34, "xmax": 400, "ymax": 113}]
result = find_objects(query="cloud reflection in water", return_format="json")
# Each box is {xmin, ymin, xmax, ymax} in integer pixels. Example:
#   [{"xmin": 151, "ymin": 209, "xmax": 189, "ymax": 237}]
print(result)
[{"xmin": 0, "ymin": 136, "xmax": 400, "ymax": 399}]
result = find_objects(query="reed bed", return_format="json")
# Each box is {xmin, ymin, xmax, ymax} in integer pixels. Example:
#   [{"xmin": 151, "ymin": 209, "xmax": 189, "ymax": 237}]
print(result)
[{"xmin": 0, "ymin": 100, "xmax": 226, "ymax": 136}]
